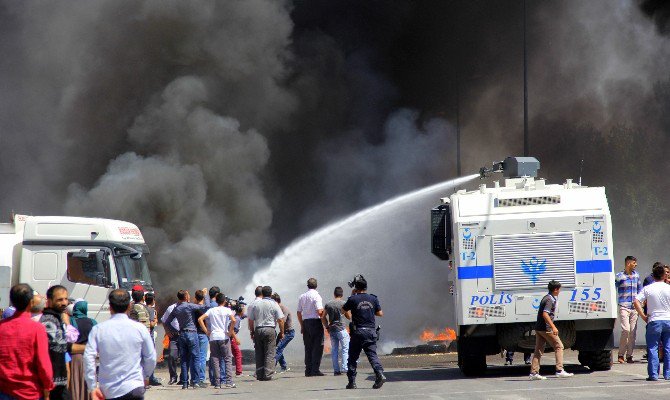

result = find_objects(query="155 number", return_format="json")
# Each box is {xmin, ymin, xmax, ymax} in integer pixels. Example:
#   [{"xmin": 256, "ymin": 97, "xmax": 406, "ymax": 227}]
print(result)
[{"xmin": 569, "ymin": 287, "xmax": 602, "ymax": 301}]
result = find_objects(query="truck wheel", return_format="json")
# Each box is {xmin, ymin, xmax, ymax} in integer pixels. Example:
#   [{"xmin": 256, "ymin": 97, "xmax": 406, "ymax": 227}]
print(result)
[
  {"xmin": 497, "ymin": 324, "xmax": 526, "ymax": 349},
  {"xmin": 588, "ymin": 350, "xmax": 612, "ymax": 371},
  {"xmin": 458, "ymin": 338, "xmax": 487, "ymax": 376},
  {"xmin": 577, "ymin": 350, "xmax": 591, "ymax": 366},
  {"xmin": 555, "ymin": 321, "xmax": 576, "ymax": 349}
]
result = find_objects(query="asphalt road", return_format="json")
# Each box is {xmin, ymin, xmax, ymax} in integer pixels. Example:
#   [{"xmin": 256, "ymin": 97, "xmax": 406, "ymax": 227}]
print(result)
[{"xmin": 143, "ymin": 350, "xmax": 666, "ymax": 400}]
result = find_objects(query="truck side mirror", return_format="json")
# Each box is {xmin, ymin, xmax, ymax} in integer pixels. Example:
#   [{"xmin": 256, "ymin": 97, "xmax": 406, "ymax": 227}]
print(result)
[
  {"xmin": 95, "ymin": 272, "xmax": 108, "ymax": 287},
  {"xmin": 95, "ymin": 251, "xmax": 114, "ymax": 288}
]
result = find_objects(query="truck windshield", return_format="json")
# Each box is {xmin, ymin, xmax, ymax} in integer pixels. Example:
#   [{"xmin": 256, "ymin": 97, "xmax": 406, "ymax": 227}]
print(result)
[{"xmin": 114, "ymin": 243, "xmax": 153, "ymax": 291}]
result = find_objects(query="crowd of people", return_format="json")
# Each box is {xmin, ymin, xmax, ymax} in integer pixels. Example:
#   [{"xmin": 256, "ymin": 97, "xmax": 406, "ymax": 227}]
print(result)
[
  {"xmin": 617, "ymin": 256, "xmax": 670, "ymax": 381},
  {"xmin": 0, "ymin": 273, "xmax": 386, "ymax": 399},
  {"xmin": 5, "ymin": 256, "xmax": 670, "ymax": 398},
  {"xmin": 0, "ymin": 283, "xmax": 156, "ymax": 400}
]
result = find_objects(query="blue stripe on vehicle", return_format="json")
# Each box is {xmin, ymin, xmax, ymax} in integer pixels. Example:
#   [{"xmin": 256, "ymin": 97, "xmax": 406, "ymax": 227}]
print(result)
[
  {"xmin": 458, "ymin": 265, "xmax": 494, "ymax": 279},
  {"xmin": 576, "ymin": 259, "xmax": 613, "ymax": 273}
]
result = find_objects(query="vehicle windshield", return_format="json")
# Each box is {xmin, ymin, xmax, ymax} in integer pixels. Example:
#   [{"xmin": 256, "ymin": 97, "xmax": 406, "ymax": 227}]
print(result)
[{"xmin": 114, "ymin": 243, "xmax": 153, "ymax": 291}]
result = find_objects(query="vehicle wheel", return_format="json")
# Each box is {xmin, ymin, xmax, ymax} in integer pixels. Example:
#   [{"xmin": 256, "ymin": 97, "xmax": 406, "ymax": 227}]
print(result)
[
  {"xmin": 555, "ymin": 320, "xmax": 576, "ymax": 349},
  {"xmin": 497, "ymin": 324, "xmax": 527, "ymax": 349},
  {"xmin": 458, "ymin": 338, "xmax": 487, "ymax": 376},
  {"xmin": 588, "ymin": 350, "xmax": 612, "ymax": 371},
  {"xmin": 578, "ymin": 350, "xmax": 591, "ymax": 366}
]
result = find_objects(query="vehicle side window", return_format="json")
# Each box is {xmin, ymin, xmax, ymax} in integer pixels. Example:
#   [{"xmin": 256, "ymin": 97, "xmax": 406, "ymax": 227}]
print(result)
[{"xmin": 66, "ymin": 252, "xmax": 98, "ymax": 286}]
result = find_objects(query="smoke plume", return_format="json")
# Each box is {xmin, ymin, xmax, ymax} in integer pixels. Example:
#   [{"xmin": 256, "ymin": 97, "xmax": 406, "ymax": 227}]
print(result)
[{"xmin": 1, "ymin": 0, "xmax": 670, "ymax": 343}]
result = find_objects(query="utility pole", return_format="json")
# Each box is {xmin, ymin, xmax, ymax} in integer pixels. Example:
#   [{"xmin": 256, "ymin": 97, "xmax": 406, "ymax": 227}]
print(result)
[{"xmin": 523, "ymin": 0, "xmax": 529, "ymax": 156}]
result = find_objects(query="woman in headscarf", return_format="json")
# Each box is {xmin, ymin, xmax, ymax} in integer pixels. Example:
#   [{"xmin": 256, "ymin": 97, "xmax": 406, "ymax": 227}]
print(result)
[{"xmin": 70, "ymin": 300, "xmax": 97, "ymax": 400}]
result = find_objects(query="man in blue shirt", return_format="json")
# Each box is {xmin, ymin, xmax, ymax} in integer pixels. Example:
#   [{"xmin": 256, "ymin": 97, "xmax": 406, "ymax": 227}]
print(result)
[
  {"xmin": 84, "ymin": 289, "xmax": 156, "ymax": 400},
  {"xmin": 615, "ymin": 256, "xmax": 642, "ymax": 364},
  {"xmin": 342, "ymin": 275, "xmax": 385, "ymax": 390},
  {"xmin": 164, "ymin": 290, "xmax": 208, "ymax": 389}
]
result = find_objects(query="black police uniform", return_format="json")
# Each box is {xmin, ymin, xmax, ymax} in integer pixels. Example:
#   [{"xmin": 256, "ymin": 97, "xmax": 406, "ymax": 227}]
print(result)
[{"xmin": 343, "ymin": 292, "xmax": 384, "ymax": 387}]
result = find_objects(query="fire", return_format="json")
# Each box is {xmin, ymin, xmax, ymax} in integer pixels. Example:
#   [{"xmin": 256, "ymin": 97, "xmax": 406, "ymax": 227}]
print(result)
[{"xmin": 420, "ymin": 327, "xmax": 457, "ymax": 342}]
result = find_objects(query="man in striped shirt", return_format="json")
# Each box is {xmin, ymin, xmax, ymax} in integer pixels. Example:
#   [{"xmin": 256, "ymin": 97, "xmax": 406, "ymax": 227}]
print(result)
[{"xmin": 615, "ymin": 256, "xmax": 642, "ymax": 364}]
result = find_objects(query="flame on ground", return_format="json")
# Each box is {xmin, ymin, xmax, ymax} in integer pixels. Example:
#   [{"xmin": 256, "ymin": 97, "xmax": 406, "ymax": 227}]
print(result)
[{"xmin": 420, "ymin": 327, "xmax": 457, "ymax": 342}]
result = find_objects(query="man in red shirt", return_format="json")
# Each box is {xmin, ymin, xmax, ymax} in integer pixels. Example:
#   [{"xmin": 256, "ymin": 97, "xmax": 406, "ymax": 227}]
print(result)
[{"xmin": 0, "ymin": 283, "xmax": 54, "ymax": 400}]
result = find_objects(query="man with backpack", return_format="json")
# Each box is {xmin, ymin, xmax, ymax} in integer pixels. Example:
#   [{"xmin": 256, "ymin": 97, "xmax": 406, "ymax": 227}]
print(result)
[{"xmin": 130, "ymin": 289, "xmax": 152, "ymax": 332}]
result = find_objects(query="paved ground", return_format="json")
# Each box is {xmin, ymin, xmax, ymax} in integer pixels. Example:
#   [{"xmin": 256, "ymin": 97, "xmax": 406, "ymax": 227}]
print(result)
[{"xmin": 144, "ymin": 350, "xmax": 667, "ymax": 400}]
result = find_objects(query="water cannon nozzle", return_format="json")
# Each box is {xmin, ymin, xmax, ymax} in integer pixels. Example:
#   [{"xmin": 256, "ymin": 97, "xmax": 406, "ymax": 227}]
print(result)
[
  {"xmin": 479, "ymin": 161, "xmax": 504, "ymax": 179},
  {"xmin": 479, "ymin": 157, "xmax": 540, "ymax": 179}
]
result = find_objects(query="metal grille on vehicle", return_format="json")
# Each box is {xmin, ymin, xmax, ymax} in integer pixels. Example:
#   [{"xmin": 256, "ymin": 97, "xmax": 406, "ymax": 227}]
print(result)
[
  {"xmin": 592, "ymin": 232, "xmax": 604, "ymax": 243},
  {"xmin": 468, "ymin": 305, "xmax": 506, "ymax": 318},
  {"xmin": 496, "ymin": 196, "xmax": 561, "ymax": 207},
  {"xmin": 492, "ymin": 233, "xmax": 576, "ymax": 290},
  {"xmin": 462, "ymin": 238, "xmax": 475, "ymax": 250},
  {"xmin": 569, "ymin": 301, "xmax": 607, "ymax": 313}
]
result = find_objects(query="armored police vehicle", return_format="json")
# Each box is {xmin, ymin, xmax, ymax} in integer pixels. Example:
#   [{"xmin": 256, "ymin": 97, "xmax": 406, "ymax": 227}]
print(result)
[{"xmin": 431, "ymin": 157, "xmax": 616, "ymax": 375}]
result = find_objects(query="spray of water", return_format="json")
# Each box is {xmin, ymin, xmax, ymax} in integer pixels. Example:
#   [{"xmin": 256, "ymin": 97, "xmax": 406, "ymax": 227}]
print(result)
[{"xmin": 245, "ymin": 173, "xmax": 479, "ymax": 352}]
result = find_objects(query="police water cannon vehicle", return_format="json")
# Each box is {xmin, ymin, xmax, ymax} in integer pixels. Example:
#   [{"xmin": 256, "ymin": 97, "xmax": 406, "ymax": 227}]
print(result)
[{"xmin": 431, "ymin": 157, "xmax": 616, "ymax": 376}]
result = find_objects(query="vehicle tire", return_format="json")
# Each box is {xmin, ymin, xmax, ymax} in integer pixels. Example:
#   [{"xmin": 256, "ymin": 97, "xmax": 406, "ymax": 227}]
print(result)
[
  {"xmin": 577, "ymin": 350, "xmax": 591, "ymax": 366},
  {"xmin": 458, "ymin": 338, "xmax": 487, "ymax": 376},
  {"xmin": 497, "ymin": 324, "xmax": 527, "ymax": 349},
  {"xmin": 587, "ymin": 350, "xmax": 612, "ymax": 371},
  {"xmin": 555, "ymin": 320, "xmax": 576, "ymax": 349}
]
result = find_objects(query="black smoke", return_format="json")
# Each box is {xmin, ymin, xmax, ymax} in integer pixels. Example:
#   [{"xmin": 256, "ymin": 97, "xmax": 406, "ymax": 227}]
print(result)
[{"xmin": 1, "ymin": 1, "xmax": 669, "ymax": 330}]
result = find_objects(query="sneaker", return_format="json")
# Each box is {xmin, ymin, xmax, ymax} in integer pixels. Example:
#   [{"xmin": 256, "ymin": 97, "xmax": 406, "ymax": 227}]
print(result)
[
  {"xmin": 555, "ymin": 370, "xmax": 574, "ymax": 378},
  {"xmin": 646, "ymin": 377, "xmax": 658, "ymax": 381},
  {"xmin": 223, "ymin": 383, "xmax": 237, "ymax": 389},
  {"xmin": 504, "ymin": 360, "xmax": 511, "ymax": 366},
  {"xmin": 529, "ymin": 373, "xmax": 547, "ymax": 380},
  {"xmin": 278, "ymin": 367, "xmax": 290, "ymax": 374},
  {"xmin": 196, "ymin": 382, "xmax": 208, "ymax": 388},
  {"xmin": 617, "ymin": 356, "xmax": 625, "ymax": 364},
  {"xmin": 626, "ymin": 356, "xmax": 634, "ymax": 364}
]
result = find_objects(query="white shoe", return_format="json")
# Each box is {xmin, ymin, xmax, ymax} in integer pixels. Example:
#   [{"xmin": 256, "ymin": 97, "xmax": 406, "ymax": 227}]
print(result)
[
  {"xmin": 555, "ymin": 370, "xmax": 574, "ymax": 378},
  {"xmin": 529, "ymin": 373, "xmax": 547, "ymax": 380}
]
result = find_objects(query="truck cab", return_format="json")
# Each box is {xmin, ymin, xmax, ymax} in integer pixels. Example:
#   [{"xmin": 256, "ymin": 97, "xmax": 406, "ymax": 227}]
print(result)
[
  {"xmin": 431, "ymin": 157, "xmax": 616, "ymax": 375},
  {"xmin": 0, "ymin": 215, "xmax": 153, "ymax": 322}
]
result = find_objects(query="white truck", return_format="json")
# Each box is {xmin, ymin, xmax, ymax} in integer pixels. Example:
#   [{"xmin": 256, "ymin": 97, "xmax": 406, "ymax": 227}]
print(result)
[
  {"xmin": 0, "ymin": 214, "xmax": 154, "ymax": 321},
  {"xmin": 431, "ymin": 157, "xmax": 616, "ymax": 375}
]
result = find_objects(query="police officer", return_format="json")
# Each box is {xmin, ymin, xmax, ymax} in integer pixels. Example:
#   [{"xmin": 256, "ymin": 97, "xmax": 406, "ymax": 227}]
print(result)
[{"xmin": 342, "ymin": 274, "xmax": 386, "ymax": 389}]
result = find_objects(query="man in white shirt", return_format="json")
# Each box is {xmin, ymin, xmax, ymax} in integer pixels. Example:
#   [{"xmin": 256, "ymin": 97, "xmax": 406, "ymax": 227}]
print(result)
[
  {"xmin": 84, "ymin": 289, "xmax": 156, "ymax": 400},
  {"xmin": 198, "ymin": 293, "xmax": 237, "ymax": 389},
  {"xmin": 634, "ymin": 263, "xmax": 670, "ymax": 381},
  {"xmin": 297, "ymin": 278, "xmax": 325, "ymax": 377}
]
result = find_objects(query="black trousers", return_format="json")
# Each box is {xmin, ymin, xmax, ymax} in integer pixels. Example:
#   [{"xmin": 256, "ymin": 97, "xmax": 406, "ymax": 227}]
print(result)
[
  {"xmin": 302, "ymin": 319, "xmax": 324, "ymax": 374},
  {"xmin": 49, "ymin": 385, "xmax": 71, "ymax": 400},
  {"xmin": 347, "ymin": 328, "xmax": 383, "ymax": 380},
  {"xmin": 107, "ymin": 386, "xmax": 145, "ymax": 400},
  {"xmin": 167, "ymin": 334, "xmax": 182, "ymax": 381}
]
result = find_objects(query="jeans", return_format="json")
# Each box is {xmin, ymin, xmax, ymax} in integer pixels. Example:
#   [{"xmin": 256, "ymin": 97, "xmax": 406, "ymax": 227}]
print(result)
[
  {"xmin": 330, "ymin": 329, "xmax": 350, "ymax": 373},
  {"xmin": 178, "ymin": 331, "xmax": 201, "ymax": 385},
  {"xmin": 197, "ymin": 333, "xmax": 208, "ymax": 384},
  {"xmin": 211, "ymin": 339, "xmax": 233, "ymax": 385},
  {"xmin": 646, "ymin": 320, "xmax": 670, "ymax": 380},
  {"xmin": 275, "ymin": 329, "xmax": 295, "ymax": 369}
]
